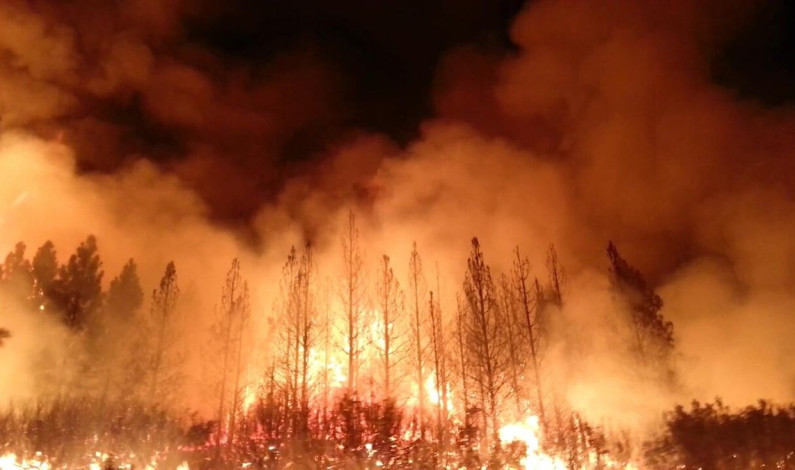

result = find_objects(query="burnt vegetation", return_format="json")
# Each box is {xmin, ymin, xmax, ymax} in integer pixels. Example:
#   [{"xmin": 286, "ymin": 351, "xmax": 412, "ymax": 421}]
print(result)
[{"xmin": 0, "ymin": 222, "xmax": 793, "ymax": 469}]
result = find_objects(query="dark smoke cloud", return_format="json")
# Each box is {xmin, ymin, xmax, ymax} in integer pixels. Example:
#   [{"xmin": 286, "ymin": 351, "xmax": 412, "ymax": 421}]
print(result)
[{"xmin": 0, "ymin": 0, "xmax": 525, "ymax": 221}]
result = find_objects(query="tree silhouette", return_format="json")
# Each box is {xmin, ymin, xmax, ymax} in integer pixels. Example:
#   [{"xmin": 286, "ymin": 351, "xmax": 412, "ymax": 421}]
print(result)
[
  {"xmin": 147, "ymin": 261, "xmax": 181, "ymax": 404},
  {"xmin": 407, "ymin": 241, "xmax": 428, "ymax": 436},
  {"xmin": 462, "ymin": 237, "xmax": 507, "ymax": 450},
  {"xmin": 32, "ymin": 241, "xmax": 58, "ymax": 312},
  {"xmin": 106, "ymin": 259, "xmax": 144, "ymax": 321},
  {"xmin": 339, "ymin": 210, "xmax": 366, "ymax": 395},
  {"xmin": 53, "ymin": 235, "xmax": 104, "ymax": 330},
  {"xmin": 0, "ymin": 328, "xmax": 9, "ymax": 347},
  {"xmin": 511, "ymin": 247, "xmax": 546, "ymax": 426},
  {"xmin": 277, "ymin": 243, "xmax": 316, "ymax": 439},
  {"xmin": 1, "ymin": 242, "xmax": 33, "ymax": 302},
  {"xmin": 374, "ymin": 254, "xmax": 405, "ymax": 400},
  {"xmin": 212, "ymin": 258, "xmax": 251, "ymax": 462},
  {"xmin": 97, "ymin": 258, "xmax": 144, "ymax": 403},
  {"xmin": 607, "ymin": 242, "xmax": 674, "ymax": 370}
]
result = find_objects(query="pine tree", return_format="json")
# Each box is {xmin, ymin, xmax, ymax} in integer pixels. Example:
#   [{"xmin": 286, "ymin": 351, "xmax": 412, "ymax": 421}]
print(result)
[
  {"xmin": 606, "ymin": 242, "xmax": 674, "ymax": 371},
  {"xmin": 53, "ymin": 235, "xmax": 104, "ymax": 330},
  {"xmin": 1, "ymin": 242, "xmax": 33, "ymax": 302},
  {"xmin": 429, "ymin": 263, "xmax": 450, "ymax": 445},
  {"xmin": 511, "ymin": 247, "xmax": 546, "ymax": 426},
  {"xmin": 498, "ymin": 274, "xmax": 524, "ymax": 416},
  {"xmin": 212, "ymin": 258, "xmax": 251, "ymax": 461},
  {"xmin": 296, "ymin": 244, "xmax": 315, "ymax": 436},
  {"xmin": 32, "ymin": 241, "xmax": 58, "ymax": 312},
  {"xmin": 98, "ymin": 259, "xmax": 144, "ymax": 403},
  {"xmin": 277, "ymin": 244, "xmax": 316, "ymax": 439},
  {"xmin": 106, "ymin": 259, "xmax": 144, "ymax": 321},
  {"xmin": 462, "ymin": 237, "xmax": 507, "ymax": 450},
  {"xmin": 407, "ymin": 242, "xmax": 428, "ymax": 436},
  {"xmin": 339, "ymin": 210, "xmax": 366, "ymax": 395},
  {"xmin": 374, "ymin": 254, "xmax": 405, "ymax": 400},
  {"xmin": 147, "ymin": 261, "xmax": 181, "ymax": 404}
]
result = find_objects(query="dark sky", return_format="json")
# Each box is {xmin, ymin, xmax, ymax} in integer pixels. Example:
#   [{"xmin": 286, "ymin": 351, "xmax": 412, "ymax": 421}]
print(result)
[
  {"xmin": 179, "ymin": 0, "xmax": 795, "ymax": 138},
  {"xmin": 182, "ymin": 0, "xmax": 525, "ymax": 143}
]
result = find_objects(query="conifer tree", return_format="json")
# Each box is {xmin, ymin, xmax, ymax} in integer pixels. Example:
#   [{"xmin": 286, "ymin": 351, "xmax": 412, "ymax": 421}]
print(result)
[
  {"xmin": 106, "ymin": 259, "xmax": 144, "ymax": 321},
  {"xmin": 374, "ymin": 254, "xmax": 405, "ymax": 400},
  {"xmin": 607, "ymin": 242, "xmax": 674, "ymax": 371},
  {"xmin": 462, "ymin": 237, "xmax": 507, "ymax": 449},
  {"xmin": 339, "ymin": 210, "xmax": 365, "ymax": 395},
  {"xmin": 1, "ymin": 242, "xmax": 33, "ymax": 302},
  {"xmin": 53, "ymin": 235, "xmax": 104, "ymax": 330},
  {"xmin": 212, "ymin": 258, "xmax": 251, "ymax": 461},
  {"xmin": 511, "ymin": 247, "xmax": 546, "ymax": 425},
  {"xmin": 407, "ymin": 242, "xmax": 428, "ymax": 435},
  {"xmin": 147, "ymin": 261, "xmax": 181, "ymax": 404},
  {"xmin": 32, "ymin": 241, "xmax": 58, "ymax": 311}
]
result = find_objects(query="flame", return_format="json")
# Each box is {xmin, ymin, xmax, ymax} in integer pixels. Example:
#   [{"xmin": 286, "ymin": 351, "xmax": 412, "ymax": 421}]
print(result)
[
  {"xmin": 0, "ymin": 453, "xmax": 50, "ymax": 470},
  {"xmin": 242, "ymin": 380, "xmax": 260, "ymax": 412},
  {"xmin": 425, "ymin": 375, "xmax": 454, "ymax": 414},
  {"xmin": 499, "ymin": 417, "xmax": 567, "ymax": 470},
  {"xmin": 0, "ymin": 453, "xmax": 189, "ymax": 470},
  {"xmin": 307, "ymin": 347, "xmax": 347, "ymax": 390}
]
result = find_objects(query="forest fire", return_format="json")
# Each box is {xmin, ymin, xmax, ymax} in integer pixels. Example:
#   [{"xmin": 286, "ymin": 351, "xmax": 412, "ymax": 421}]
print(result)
[{"xmin": 1, "ymin": 0, "xmax": 795, "ymax": 468}]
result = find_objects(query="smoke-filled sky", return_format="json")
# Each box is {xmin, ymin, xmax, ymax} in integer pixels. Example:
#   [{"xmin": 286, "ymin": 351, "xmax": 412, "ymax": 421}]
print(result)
[{"xmin": 1, "ymin": 0, "xmax": 795, "ymax": 415}]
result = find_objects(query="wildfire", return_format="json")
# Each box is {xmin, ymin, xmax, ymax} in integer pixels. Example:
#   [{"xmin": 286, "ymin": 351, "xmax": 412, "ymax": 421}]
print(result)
[
  {"xmin": 0, "ymin": 453, "xmax": 49, "ymax": 470},
  {"xmin": 424, "ymin": 375, "xmax": 454, "ymax": 414},
  {"xmin": 0, "ymin": 452, "xmax": 190, "ymax": 470},
  {"xmin": 498, "ymin": 417, "xmax": 567, "ymax": 470},
  {"xmin": 242, "ymin": 380, "xmax": 260, "ymax": 412},
  {"xmin": 307, "ymin": 347, "xmax": 347, "ymax": 390}
]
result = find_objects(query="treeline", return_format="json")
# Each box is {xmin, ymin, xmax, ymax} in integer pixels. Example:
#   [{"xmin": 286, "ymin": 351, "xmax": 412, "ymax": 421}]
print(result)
[
  {"xmin": 0, "ymin": 212, "xmax": 789, "ymax": 469},
  {"xmin": 645, "ymin": 400, "xmax": 795, "ymax": 469}
]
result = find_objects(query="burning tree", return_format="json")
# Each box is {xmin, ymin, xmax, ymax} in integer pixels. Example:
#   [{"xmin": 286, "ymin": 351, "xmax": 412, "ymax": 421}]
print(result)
[
  {"xmin": 145, "ymin": 261, "xmax": 182, "ymax": 405},
  {"xmin": 373, "ymin": 254, "xmax": 406, "ymax": 401},
  {"xmin": 428, "ymin": 268, "xmax": 450, "ymax": 444},
  {"xmin": 211, "ymin": 258, "xmax": 251, "ymax": 463},
  {"xmin": 407, "ymin": 241, "xmax": 428, "ymax": 435},
  {"xmin": 339, "ymin": 210, "xmax": 367, "ymax": 396},
  {"xmin": 277, "ymin": 243, "xmax": 316, "ymax": 440},
  {"xmin": 511, "ymin": 247, "xmax": 547, "ymax": 426},
  {"xmin": 462, "ymin": 237, "xmax": 508, "ymax": 454}
]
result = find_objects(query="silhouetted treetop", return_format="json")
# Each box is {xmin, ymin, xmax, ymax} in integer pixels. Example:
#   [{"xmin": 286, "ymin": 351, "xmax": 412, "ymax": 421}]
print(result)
[
  {"xmin": 53, "ymin": 235, "xmax": 104, "ymax": 330},
  {"xmin": 106, "ymin": 258, "xmax": 144, "ymax": 320},
  {"xmin": 607, "ymin": 241, "xmax": 674, "ymax": 367}
]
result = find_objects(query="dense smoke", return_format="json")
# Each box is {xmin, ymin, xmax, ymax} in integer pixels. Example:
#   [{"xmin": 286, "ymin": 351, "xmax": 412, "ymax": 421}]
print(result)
[{"xmin": 0, "ymin": 0, "xmax": 794, "ymax": 435}]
